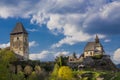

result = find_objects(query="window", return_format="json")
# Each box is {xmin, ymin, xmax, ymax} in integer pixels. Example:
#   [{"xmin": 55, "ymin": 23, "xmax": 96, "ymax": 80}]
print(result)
[
  {"xmin": 90, "ymin": 52, "xmax": 92, "ymax": 55},
  {"xmin": 17, "ymin": 37, "xmax": 19, "ymax": 40}
]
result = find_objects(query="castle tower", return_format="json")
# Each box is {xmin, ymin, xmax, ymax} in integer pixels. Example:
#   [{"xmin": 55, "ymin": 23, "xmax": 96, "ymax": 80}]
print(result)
[{"xmin": 10, "ymin": 22, "xmax": 29, "ymax": 60}]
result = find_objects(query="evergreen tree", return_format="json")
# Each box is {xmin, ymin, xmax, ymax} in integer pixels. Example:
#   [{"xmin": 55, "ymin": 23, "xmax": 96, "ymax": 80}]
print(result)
[{"xmin": 50, "ymin": 64, "xmax": 59, "ymax": 80}]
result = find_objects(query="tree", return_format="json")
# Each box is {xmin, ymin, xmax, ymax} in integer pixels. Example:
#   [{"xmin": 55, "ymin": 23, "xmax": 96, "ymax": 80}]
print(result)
[
  {"xmin": 0, "ymin": 63, "xmax": 11, "ymax": 80},
  {"xmin": 50, "ymin": 64, "xmax": 59, "ymax": 80},
  {"xmin": 28, "ymin": 71, "xmax": 38, "ymax": 80},
  {"xmin": 73, "ymin": 52, "xmax": 77, "ymax": 58},
  {"xmin": 55, "ymin": 56, "xmax": 68, "ymax": 66},
  {"xmin": 12, "ymin": 71, "xmax": 26, "ymax": 80},
  {"xmin": 0, "ymin": 49, "xmax": 16, "ymax": 64},
  {"xmin": 58, "ymin": 66, "xmax": 73, "ymax": 80},
  {"xmin": 24, "ymin": 65, "xmax": 33, "ymax": 76},
  {"xmin": 0, "ymin": 49, "xmax": 17, "ymax": 80},
  {"xmin": 34, "ymin": 65, "xmax": 42, "ymax": 75},
  {"xmin": 17, "ymin": 65, "xmax": 23, "ymax": 73}
]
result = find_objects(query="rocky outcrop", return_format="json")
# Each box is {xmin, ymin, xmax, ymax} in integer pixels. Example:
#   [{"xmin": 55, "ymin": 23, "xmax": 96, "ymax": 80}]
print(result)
[{"xmin": 68, "ymin": 55, "xmax": 118, "ymax": 71}]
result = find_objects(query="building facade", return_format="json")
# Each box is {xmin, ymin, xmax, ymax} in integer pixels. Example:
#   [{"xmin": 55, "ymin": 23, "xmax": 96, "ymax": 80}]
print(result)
[
  {"xmin": 10, "ymin": 22, "xmax": 29, "ymax": 60},
  {"xmin": 83, "ymin": 35, "xmax": 104, "ymax": 58}
]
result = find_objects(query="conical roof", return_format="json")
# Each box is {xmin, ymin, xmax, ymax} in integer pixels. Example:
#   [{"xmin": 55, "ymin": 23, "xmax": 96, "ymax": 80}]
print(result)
[{"xmin": 10, "ymin": 22, "xmax": 28, "ymax": 35}]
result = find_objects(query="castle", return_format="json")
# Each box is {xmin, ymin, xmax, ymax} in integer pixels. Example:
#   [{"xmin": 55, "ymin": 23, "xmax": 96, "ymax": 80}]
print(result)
[
  {"xmin": 68, "ymin": 35, "xmax": 105, "ymax": 62},
  {"xmin": 10, "ymin": 22, "xmax": 29, "ymax": 60}
]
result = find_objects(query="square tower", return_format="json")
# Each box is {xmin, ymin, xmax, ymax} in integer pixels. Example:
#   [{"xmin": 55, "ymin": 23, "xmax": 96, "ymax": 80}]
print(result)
[{"xmin": 10, "ymin": 22, "xmax": 29, "ymax": 60}]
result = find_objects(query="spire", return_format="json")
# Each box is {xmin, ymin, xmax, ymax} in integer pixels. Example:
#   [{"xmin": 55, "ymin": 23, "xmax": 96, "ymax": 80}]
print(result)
[
  {"xmin": 10, "ymin": 22, "xmax": 28, "ymax": 35},
  {"xmin": 73, "ymin": 52, "xmax": 77, "ymax": 58},
  {"xmin": 95, "ymin": 34, "xmax": 99, "ymax": 43}
]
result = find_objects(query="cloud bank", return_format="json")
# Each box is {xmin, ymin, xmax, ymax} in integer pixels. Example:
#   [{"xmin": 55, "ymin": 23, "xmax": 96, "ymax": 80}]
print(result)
[
  {"xmin": 29, "ymin": 50, "xmax": 69, "ymax": 61},
  {"xmin": 0, "ymin": 0, "xmax": 120, "ymax": 47},
  {"xmin": 0, "ymin": 41, "xmax": 38, "ymax": 49},
  {"xmin": 0, "ymin": 42, "xmax": 10, "ymax": 48},
  {"xmin": 113, "ymin": 48, "xmax": 120, "ymax": 64}
]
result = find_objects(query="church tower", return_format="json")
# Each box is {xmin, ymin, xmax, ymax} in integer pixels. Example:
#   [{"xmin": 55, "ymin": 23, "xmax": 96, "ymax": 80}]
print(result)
[
  {"xmin": 95, "ymin": 34, "xmax": 99, "ymax": 43},
  {"xmin": 10, "ymin": 22, "xmax": 29, "ymax": 60}
]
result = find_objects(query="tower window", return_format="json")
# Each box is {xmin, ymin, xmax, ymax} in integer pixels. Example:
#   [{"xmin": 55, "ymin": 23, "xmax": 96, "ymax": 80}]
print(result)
[{"xmin": 17, "ymin": 37, "xmax": 19, "ymax": 40}]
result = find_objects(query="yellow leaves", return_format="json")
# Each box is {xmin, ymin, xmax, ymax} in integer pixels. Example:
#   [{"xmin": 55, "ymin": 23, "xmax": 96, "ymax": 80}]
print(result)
[
  {"xmin": 58, "ymin": 66, "xmax": 73, "ymax": 80},
  {"xmin": 50, "ymin": 65, "xmax": 73, "ymax": 80}
]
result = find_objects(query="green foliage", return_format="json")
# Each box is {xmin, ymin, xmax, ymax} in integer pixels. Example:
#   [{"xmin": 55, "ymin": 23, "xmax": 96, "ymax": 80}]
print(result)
[
  {"xmin": 92, "ymin": 54, "xmax": 103, "ymax": 59},
  {"xmin": 81, "ymin": 77, "xmax": 88, "ymax": 80},
  {"xmin": 0, "ymin": 63, "xmax": 11, "ymax": 80},
  {"xmin": 49, "ymin": 64, "xmax": 59, "ymax": 80},
  {"xmin": 113, "ymin": 72, "xmax": 120, "ymax": 80},
  {"xmin": 28, "ymin": 71, "xmax": 38, "ymax": 80},
  {"xmin": 0, "ymin": 49, "xmax": 17, "ymax": 64},
  {"xmin": 101, "ymin": 71, "xmax": 115, "ymax": 80},
  {"xmin": 55, "ymin": 56, "xmax": 68, "ymax": 66},
  {"xmin": 12, "ymin": 71, "xmax": 26, "ymax": 80},
  {"xmin": 0, "ymin": 49, "xmax": 119, "ymax": 80},
  {"xmin": 73, "ymin": 70, "xmax": 107, "ymax": 80},
  {"xmin": 0, "ymin": 49, "xmax": 17, "ymax": 80},
  {"xmin": 55, "ymin": 56, "xmax": 63, "ymax": 66}
]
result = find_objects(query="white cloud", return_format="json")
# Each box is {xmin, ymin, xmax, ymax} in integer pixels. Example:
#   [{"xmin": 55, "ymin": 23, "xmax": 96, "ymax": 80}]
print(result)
[
  {"xmin": 52, "ymin": 33, "xmax": 105, "ymax": 48},
  {"xmin": 31, "ymin": 12, "xmax": 49, "ymax": 26},
  {"xmin": 32, "ymin": 0, "xmax": 112, "ymax": 47},
  {"xmin": 0, "ymin": 42, "xmax": 10, "ymax": 48},
  {"xmin": 29, "ymin": 50, "xmax": 70, "ymax": 61},
  {"xmin": 0, "ymin": 41, "xmax": 38, "ymax": 49},
  {"xmin": 0, "ymin": 0, "xmax": 120, "ymax": 47},
  {"xmin": 27, "ymin": 28, "xmax": 38, "ymax": 32},
  {"xmin": 29, "ymin": 41, "xmax": 39, "ymax": 48},
  {"xmin": 29, "ymin": 50, "xmax": 54, "ymax": 61},
  {"xmin": 104, "ymin": 39, "xmax": 111, "ymax": 42},
  {"xmin": 0, "ymin": 1, "xmax": 34, "ymax": 18},
  {"xmin": 113, "ymin": 48, "xmax": 120, "ymax": 64},
  {"xmin": 54, "ymin": 51, "xmax": 69, "ymax": 57}
]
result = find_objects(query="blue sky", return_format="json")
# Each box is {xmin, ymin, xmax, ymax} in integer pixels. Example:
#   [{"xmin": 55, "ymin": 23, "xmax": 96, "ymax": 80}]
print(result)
[{"xmin": 0, "ymin": 0, "xmax": 120, "ymax": 64}]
